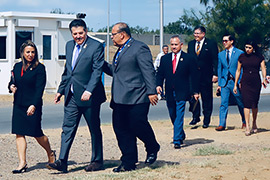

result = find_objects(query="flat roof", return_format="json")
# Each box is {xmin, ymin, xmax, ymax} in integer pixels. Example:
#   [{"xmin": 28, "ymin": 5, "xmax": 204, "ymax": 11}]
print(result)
[{"xmin": 0, "ymin": 11, "xmax": 76, "ymax": 20}]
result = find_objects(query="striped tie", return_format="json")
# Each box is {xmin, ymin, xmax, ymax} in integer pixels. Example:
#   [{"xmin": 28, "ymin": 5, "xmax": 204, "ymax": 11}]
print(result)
[{"xmin": 196, "ymin": 41, "xmax": 200, "ymax": 56}]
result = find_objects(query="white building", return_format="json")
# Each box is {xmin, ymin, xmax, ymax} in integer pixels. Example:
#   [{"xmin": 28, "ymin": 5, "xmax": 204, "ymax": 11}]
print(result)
[{"xmin": 0, "ymin": 11, "xmax": 77, "ymax": 94}]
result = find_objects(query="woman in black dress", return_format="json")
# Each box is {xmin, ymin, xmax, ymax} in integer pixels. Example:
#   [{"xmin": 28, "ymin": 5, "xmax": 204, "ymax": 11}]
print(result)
[
  {"xmin": 8, "ymin": 40, "xmax": 55, "ymax": 173},
  {"xmin": 233, "ymin": 40, "xmax": 267, "ymax": 136}
]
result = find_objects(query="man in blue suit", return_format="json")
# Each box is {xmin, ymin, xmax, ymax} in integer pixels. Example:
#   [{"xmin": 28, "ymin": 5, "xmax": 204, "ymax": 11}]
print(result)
[
  {"xmin": 216, "ymin": 34, "xmax": 245, "ymax": 131},
  {"xmin": 48, "ymin": 19, "xmax": 106, "ymax": 172}
]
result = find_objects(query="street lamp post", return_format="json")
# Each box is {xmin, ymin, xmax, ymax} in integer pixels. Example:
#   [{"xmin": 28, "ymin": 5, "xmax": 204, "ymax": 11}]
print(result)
[
  {"xmin": 159, "ymin": 0, "xmax": 164, "ymax": 52},
  {"xmin": 107, "ymin": 0, "xmax": 110, "ymax": 62}
]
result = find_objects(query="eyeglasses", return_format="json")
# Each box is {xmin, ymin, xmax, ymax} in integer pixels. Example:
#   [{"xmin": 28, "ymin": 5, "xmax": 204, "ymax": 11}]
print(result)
[
  {"xmin": 245, "ymin": 46, "xmax": 253, "ymax": 49},
  {"xmin": 193, "ymin": 32, "xmax": 202, "ymax": 35},
  {"xmin": 223, "ymin": 40, "xmax": 229, "ymax": 43},
  {"xmin": 111, "ymin": 31, "xmax": 122, "ymax": 37}
]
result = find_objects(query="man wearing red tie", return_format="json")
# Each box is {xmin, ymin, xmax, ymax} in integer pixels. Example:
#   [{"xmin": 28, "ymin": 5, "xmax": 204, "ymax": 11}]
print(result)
[{"xmin": 156, "ymin": 35, "xmax": 199, "ymax": 149}]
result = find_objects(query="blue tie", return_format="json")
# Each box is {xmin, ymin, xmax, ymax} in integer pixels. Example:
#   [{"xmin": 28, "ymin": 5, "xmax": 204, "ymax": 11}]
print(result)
[{"xmin": 72, "ymin": 44, "xmax": 80, "ymax": 70}]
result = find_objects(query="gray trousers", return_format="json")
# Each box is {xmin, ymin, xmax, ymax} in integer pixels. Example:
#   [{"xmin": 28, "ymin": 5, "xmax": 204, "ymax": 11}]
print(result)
[{"xmin": 59, "ymin": 95, "xmax": 103, "ymax": 164}]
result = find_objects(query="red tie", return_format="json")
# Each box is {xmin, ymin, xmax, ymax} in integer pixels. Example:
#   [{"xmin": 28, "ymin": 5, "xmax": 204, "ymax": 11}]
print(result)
[{"xmin": 172, "ymin": 54, "xmax": 177, "ymax": 74}]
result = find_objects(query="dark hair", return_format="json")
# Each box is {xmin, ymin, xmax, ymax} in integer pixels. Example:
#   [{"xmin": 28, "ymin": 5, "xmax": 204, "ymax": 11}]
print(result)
[
  {"xmin": 115, "ymin": 22, "xmax": 131, "ymax": 37},
  {"xmin": 245, "ymin": 39, "xmax": 260, "ymax": 55},
  {"xmin": 170, "ymin": 35, "xmax": 183, "ymax": 42},
  {"xmin": 162, "ymin": 45, "xmax": 168, "ymax": 49},
  {"xmin": 20, "ymin": 40, "xmax": 39, "ymax": 71},
  {"xmin": 69, "ymin": 19, "xmax": 87, "ymax": 32},
  {"xmin": 194, "ymin": 26, "xmax": 206, "ymax": 33},
  {"xmin": 223, "ymin": 34, "xmax": 236, "ymax": 45}
]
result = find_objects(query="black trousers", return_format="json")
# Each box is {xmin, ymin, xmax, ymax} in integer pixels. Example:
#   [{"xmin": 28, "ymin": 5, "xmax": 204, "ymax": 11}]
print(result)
[
  {"xmin": 112, "ymin": 102, "xmax": 160, "ymax": 168},
  {"xmin": 59, "ymin": 95, "xmax": 103, "ymax": 164},
  {"xmin": 189, "ymin": 81, "xmax": 213, "ymax": 125}
]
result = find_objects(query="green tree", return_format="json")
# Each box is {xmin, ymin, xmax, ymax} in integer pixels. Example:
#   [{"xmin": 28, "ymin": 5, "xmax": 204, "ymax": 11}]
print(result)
[
  {"xmin": 97, "ymin": 25, "xmax": 159, "ymax": 34},
  {"xmin": 180, "ymin": 0, "xmax": 270, "ymax": 52},
  {"xmin": 164, "ymin": 9, "xmax": 201, "ymax": 35}
]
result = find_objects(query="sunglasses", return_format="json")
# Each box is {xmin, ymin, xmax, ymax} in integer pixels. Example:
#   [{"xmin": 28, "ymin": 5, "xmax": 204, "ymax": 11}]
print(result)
[
  {"xmin": 223, "ymin": 40, "xmax": 229, "ymax": 43},
  {"xmin": 245, "ymin": 46, "xmax": 253, "ymax": 49}
]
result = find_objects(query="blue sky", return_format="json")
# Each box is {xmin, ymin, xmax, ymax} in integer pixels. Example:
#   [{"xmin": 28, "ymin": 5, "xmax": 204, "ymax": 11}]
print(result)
[{"xmin": 0, "ymin": 0, "xmax": 206, "ymax": 31}]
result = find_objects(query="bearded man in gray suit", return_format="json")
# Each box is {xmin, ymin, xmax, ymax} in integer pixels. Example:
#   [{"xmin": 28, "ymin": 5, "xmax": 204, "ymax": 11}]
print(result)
[
  {"xmin": 48, "ymin": 19, "xmax": 106, "ymax": 173},
  {"xmin": 103, "ymin": 22, "xmax": 160, "ymax": 173}
]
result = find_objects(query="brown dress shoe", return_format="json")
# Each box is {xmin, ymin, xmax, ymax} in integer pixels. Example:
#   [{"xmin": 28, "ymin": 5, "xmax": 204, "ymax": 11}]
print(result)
[
  {"xmin": 84, "ymin": 162, "xmax": 104, "ymax": 172},
  {"xmin": 215, "ymin": 126, "xmax": 225, "ymax": 131}
]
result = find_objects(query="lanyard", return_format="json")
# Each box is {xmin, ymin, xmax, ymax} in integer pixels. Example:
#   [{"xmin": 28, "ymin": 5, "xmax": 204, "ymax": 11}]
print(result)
[{"xmin": 114, "ymin": 38, "xmax": 132, "ymax": 65}]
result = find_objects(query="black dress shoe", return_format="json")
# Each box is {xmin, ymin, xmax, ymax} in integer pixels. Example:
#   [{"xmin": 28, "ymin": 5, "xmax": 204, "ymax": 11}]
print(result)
[
  {"xmin": 145, "ymin": 145, "xmax": 160, "ymax": 164},
  {"xmin": 12, "ymin": 164, "xmax": 28, "ymax": 174},
  {"xmin": 113, "ymin": 164, "xmax": 136, "ymax": 173},
  {"xmin": 174, "ymin": 144, "xmax": 181, "ymax": 149},
  {"xmin": 84, "ymin": 162, "xmax": 104, "ymax": 172},
  {"xmin": 189, "ymin": 118, "xmax": 200, "ymax": 125},
  {"xmin": 202, "ymin": 124, "xmax": 209, "ymax": 128},
  {"xmin": 48, "ymin": 160, "xmax": 68, "ymax": 173},
  {"xmin": 145, "ymin": 152, "xmax": 158, "ymax": 164}
]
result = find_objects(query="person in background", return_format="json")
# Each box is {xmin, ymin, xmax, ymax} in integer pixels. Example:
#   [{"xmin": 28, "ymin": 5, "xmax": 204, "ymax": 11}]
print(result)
[
  {"xmin": 48, "ymin": 19, "xmax": 106, "ymax": 173},
  {"xmin": 8, "ymin": 40, "xmax": 55, "ymax": 174},
  {"xmin": 187, "ymin": 26, "xmax": 218, "ymax": 128},
  {"xmin": 154, "ymin": 45, "xmax": 169, "ymax": 71},
  {"xmin": 156, "ymin": 35, "xmax": 199, "ymax": 149},
  {"xmin": 154, "ymin": 45, "xmax": 169, "ymax": 100},
  {"xmin": 103, "ymin": 22, "xmax": 160, "ymax": 172},
  {"xmin": 233, "ymin": 40, "xmax": 267, "ymax": 136},
  {"xmin": 216, "ymin": 34, "xmax": 245, "ymax": 131}
]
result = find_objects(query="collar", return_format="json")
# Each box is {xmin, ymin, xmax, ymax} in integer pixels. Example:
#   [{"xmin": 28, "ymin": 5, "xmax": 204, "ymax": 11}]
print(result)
[
  {"xmin": 172, "ymin": 50, "xmax": 182, "ymax": 60},
  {"xmin": 197, "ymin": 37, "xmax": 205, "ymax": 45},
  {"xmin": 227, "ymin": 46, "xmax": 234, "ymax": 54}
]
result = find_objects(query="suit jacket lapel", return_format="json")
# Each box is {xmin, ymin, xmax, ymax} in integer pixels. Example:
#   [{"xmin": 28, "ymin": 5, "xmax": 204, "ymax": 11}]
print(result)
[
  {"xmin": 191, "ymin": 40, "xmax": 196, "ymax": 55},
  {"xmin": 175, "ymin": 53, "xmax": 184, "ymax": 73},
  {"xmin": 229, "ymin": 48, "xmax": 236, "ymax": 67},
  {"xmin": 114, "ymin": 38, "xmax": 133, "ymax": 71},
  {"xmin": 74, "ymin": 43, "xmax": 87, "ymax": 68},
  {"xmin": 199, "ymin": 38, "xmax": 208, "ymax": 56},
  {"xmin": 71, "ymin": 36, "xmax": 90, "ymax": 71},
  {"xmin": 67, "ymin": 41, "xmax": 75, "ymax": 70}
]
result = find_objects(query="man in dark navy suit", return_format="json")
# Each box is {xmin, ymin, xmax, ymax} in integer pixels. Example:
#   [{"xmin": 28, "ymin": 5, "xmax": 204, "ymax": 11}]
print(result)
[
  {"xmin": 187, "ymin": 26, "xmax": 219, "ymax": 128},
  {"xmin": 156, "ymin": 35, "xmax": 199, "ymax": 149}
]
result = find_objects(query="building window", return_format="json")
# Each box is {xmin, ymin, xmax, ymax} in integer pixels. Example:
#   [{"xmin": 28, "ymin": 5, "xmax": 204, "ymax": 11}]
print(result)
[
  {"xmin": 16, "ymin": 31, "xmax": 32, "ymax": 59},
  {"xmin": 43, "ymin": 35, "xmax": 51, "ymax": 60},
  {"xmin": 0, "ymin": 36, "xmax": 6, "ymax": 59}
]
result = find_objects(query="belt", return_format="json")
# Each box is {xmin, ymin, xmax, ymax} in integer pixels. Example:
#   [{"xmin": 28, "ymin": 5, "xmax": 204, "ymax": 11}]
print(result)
[{"xmin": 243, "ymin": 70, "xmax": 258, "ymax": 74}]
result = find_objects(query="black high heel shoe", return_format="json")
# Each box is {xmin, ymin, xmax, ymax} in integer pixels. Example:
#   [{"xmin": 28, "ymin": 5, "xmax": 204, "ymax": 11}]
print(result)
[{"xmin": 12, "ymin": 164, "xmax": 28, "ymax": 174}]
